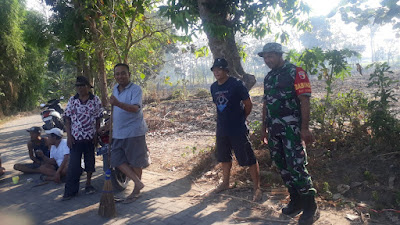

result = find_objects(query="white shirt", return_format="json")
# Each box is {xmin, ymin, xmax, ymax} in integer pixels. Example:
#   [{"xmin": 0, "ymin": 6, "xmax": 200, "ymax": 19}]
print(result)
[{"xmin": 50, "ymin": 139, "xmax": 70, "ymax": 167}]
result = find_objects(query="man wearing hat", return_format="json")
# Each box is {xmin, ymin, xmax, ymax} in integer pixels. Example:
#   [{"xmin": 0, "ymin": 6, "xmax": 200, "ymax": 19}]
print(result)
[
  {"xmin": 14, "ymin": 126, "xmax": 50, "ymax": 174},
  {"xmin": 62, "ymin": 76, "xmax": 103, "ymax": 200},
  {"xmin": 36, "ymin": 128, "xmax": 70, "ymax": 183},
  {"xmin": 210, "ymin": 58, "xmax": 261, "ymax": 202},
  {"xmin": 259, "ymin": 43, "xmax": 319, "ymax": 224}
]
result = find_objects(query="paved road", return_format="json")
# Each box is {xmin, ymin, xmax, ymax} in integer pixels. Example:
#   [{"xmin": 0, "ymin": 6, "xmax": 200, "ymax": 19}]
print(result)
[{"xmin": 0, "ymin": 115, "xmax": 353, "ymax": 225}]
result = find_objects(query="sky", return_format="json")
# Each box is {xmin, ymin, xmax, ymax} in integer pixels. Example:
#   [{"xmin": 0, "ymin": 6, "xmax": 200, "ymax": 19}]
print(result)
[
  {"xmin": 25, "ymin": 0, "xmax": 397, "ymax": 61},
  {"xmin": 26, "ymin": 0, "xmax": 343, "ymax": 19},
  {"xmin": 26, "ymin": 0, "xmax": 52, "ymax": 19},
  {"xmin": 304, "ymin": 0, "xmax": 341, "ymax": 16}
]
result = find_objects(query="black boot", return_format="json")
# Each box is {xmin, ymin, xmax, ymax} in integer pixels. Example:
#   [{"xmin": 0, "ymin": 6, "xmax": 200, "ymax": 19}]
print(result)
[
  {"xmin": 282, "ymin": 188, "xmax": 303, "ymax": 215},
  {"xmin": 298, "ymin": 194, "xmax": 320, "ymax": 225}
]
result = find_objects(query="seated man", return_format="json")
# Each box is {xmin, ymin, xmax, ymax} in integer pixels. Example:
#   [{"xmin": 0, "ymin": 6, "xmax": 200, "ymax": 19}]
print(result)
[
  {"xmin": 14, "ymin": 127, "xmax": 50, "ymax": 173},
  {"xmin": 37, "ymin": 128, "xmax": 70, "ymax": 183}
]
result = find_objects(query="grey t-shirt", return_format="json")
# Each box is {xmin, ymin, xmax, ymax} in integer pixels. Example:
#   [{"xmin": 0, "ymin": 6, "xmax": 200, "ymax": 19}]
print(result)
[{"xmin": 112, "ymin": 82, "xmax": 148, "ymax": 139}]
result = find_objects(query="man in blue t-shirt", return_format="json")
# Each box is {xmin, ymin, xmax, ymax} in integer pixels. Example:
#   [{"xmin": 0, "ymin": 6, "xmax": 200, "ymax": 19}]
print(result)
[{"xmin": 210, "ymin": 58, "xmax": 261, "ymax": 202}]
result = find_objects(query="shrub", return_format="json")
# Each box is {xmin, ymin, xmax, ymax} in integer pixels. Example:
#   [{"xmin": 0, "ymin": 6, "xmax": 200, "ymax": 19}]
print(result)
[
  {"xmin": 365, "ymin": 62, "xmax": 400, "ymax": 149},
  {"xmin": 171, "ymin": 89, "xmax": 185, "ymax": 100},
  {"xmin": 194, "ymin": 88, "xmax": 210, "ymax": 98}
]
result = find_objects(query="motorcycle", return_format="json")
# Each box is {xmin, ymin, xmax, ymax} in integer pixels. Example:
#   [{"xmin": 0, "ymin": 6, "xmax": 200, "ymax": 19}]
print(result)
[
  {"xmin": 40, "ymin": 97, "xmax": 65, "ymax": 131},
  {"xmin": 97, "ymin": 110, "xmax": 129, "ymax": 191}
]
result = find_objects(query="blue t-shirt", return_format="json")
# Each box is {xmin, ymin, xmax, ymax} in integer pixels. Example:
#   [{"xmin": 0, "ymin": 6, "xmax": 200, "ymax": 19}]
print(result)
[{"xmin": 210, "ymin": 77, "xmax": 250, "ymax": 136}]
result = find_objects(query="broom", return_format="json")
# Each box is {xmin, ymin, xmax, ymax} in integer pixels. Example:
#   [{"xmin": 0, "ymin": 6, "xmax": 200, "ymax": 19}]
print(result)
[
  {"xmin": 98, "ymin": 169, "xmax": 116, "ymax": 217},
  {"xmin": 98, "ymin": 106, "xmax": 116, "ymax": 218}
]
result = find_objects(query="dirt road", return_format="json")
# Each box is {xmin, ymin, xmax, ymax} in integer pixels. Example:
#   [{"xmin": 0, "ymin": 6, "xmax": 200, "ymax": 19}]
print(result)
[{"xmin": 0, "ymin": 114, "xmax": 357, "ymax": 224}]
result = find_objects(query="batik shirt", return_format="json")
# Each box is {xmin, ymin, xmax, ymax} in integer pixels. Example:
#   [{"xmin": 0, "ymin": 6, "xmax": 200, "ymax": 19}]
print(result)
[
  {"xmin": 210, "ymin": 77, "xmax": 250, "ymax": 136},
  {"xmin": 263, "ymin": 61, "xmax": 311, "ymax": 136},
  {"xmin": 64, "ymin": 93, "xmax": 103, "ymax": 141}
]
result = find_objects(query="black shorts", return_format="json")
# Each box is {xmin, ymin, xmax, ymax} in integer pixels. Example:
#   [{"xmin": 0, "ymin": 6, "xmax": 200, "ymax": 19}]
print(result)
[{"xmin": 216, "ymin": 134, "xmax": 257, "ymax": 166}]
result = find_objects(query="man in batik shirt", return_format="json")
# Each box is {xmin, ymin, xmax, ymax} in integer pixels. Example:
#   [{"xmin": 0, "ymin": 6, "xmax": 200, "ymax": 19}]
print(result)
[{"xmin": 62, "ymin": 76, "xmax": 103, "ymax": 200}]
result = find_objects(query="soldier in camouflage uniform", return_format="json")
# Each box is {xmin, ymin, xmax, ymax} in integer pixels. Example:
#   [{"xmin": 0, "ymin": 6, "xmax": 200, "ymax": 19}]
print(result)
[{"xmin": 259, "ymin": 43, "xmax": 319, "ymax": 225}]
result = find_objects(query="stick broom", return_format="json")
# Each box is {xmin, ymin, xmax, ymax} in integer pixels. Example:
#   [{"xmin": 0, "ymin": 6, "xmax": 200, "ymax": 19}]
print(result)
[{"xmin": 98, "ymin": 106, "xmax": 116, "ymax": 218}]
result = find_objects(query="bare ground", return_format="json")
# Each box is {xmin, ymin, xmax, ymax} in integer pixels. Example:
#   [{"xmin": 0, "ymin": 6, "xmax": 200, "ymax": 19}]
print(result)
[{"xmin": 143, "ymin": 72, "xmax": 400, "ymax": 224}]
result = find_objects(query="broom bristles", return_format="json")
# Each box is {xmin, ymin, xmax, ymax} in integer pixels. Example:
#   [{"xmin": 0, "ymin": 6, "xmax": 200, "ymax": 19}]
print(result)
[{"xmin": 98, "ymin": 169, "xmax": 116, "ymax": 218}]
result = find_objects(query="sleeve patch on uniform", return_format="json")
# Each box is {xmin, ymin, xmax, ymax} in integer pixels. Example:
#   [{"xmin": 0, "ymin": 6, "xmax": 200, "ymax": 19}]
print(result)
[
  {"xmin": 295, "ymin": 82, "xmax": 311, "ymax": 90},
  {"xmin": 298, "ymin": 71, "xmax": 306, "ymax": 79},
  {"xmin": 294, "ymin": 67, "xmax": 312, "ymax": 96}
]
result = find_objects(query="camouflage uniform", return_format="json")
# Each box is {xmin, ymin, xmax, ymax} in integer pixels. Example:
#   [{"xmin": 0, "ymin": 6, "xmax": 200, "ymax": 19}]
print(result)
[{"xmin": 264, "ymin": 60, "xmax": 316, "ymax": 195}]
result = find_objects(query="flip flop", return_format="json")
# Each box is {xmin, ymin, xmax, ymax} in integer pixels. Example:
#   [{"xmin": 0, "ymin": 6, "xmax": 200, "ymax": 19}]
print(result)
[
  {"xmin": 114, "ymin": 197, "xmax": 124, "ymax": 203},
  {"xmin": 40, "ymin": 174, "xmax": 48, "ymax": 181},
  {"xmin": 121, "ymin": 194, "xmax": 140, "ymax": 204}
]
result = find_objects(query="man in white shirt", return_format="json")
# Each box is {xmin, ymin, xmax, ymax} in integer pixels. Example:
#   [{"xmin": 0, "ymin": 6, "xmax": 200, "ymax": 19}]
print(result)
[{"xmin": 36, "ymin": 128, "xmax": 70, "ymax": 183}]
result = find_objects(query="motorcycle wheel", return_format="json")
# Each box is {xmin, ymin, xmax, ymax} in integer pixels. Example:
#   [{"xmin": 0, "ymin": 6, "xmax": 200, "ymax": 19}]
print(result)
[
  {"xmin": 110, "ymin": 168, "xmax": 129, "ymax": 191},
  {"xmin": 43, "ymin": 120, "xmax": 54, "ymax": 130},
  {"xmin": 54, "ymin": 117, "xmax": 65, "ymax": 131},
  {"xmin": 103, "ymin": 153, "xmax": 129, "ymax": 191}
]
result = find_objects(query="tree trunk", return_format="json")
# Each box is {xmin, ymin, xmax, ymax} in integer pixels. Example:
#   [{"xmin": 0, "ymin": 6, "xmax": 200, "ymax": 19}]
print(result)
[
  {"xmin": 97, "ymin": 49, "xmax": 109, "ymax": 107},
  {"xmin": 73, "ymin": 0, "xmax": 90, "ymax": 78},
  {"xmin": 197, "ymin": 0, "xmax": 256, "ymax": 90},
  {"xmin": 88, "ymin": 14, "xmax": 109, "ymax": 108}
]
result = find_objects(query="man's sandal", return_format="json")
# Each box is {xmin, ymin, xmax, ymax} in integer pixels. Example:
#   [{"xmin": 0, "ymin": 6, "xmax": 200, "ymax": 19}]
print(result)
[
  {"xmin": 121, "ymin": 194, "xmax": 140, "ymax": 204},
  {"xmin": 40, "ymin": 174, "xmax": 47, "ymax": 181},
  {"xmin": 85, "ymin": 185, "xmax": 96, "ymax": 195}
]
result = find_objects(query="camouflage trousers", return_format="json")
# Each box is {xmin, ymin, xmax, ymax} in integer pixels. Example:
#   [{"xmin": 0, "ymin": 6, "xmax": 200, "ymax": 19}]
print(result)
[{"xmin": 268, "ymin": 133, "xmax": 316, "ymax": 195}]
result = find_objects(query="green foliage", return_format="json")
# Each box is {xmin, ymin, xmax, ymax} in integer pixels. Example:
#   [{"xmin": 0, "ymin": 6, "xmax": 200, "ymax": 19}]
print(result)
[
  {"xmin": 248, "ymin": 120, "xmax": 264, "ymax": 148},
  {"xmin": 96, "ymin": 0, "xmax": 171, "ymax": 84},
  {"xmin": 322, "ymin": 181, "xmax": 333, "ymax": 199},
  {"xmin": 0, "ymin": 0, "xmax": 25, "ymax": 113},
  {"xmin": 170, "ymin": 78, "xmax": 190, "ymax": 101},
  {"xmin": 338, "ymin": 0, "xmax": 400, "ymax": 36},
  {"xmin": 18, "ymin": 11, "xmax": 51, "ymax": 110},
  {"xmin": 0, "ymin": 1, "xmax": 51, "ymax": 113},
  {"xmin": 160, "ymin": 0, "xmax": 311, "ymax": 42},
  {"xmin": 365, "ymin": 62, "xmax": 400, "ymax": 148},
  {"xmin": 184, "ymin": 146, "xmax": 211, "ymax": 156},
  {"xmin": 309, "ymin": 60, "xmax": 400, "ymax": 155},
  {"xmin": 237, "ymin": 44, "xmax": 247, "ymax": 62},
  {"xmin": 43, "ymin": 71, "xmax": 75, "ymax": 100},
  {"xmin": 46, "ymin": 0, "xmax": 171, "ymax": 91},
  {"xmin": 396, "ymin": 191, "xmax": 400, "ymax": 207},
  {"xmin": 311, "ymin": 90, "xmax": 368, "ymax": 132},
  {"xmin": 286, "ymin": 47, "xmax": 325, "ymax": 75},
  {"xmin": 171, "ymin": 89, "xmax": 185, "ymax": 100},
  {"xmin": 160, "ymin": 1, "xmax": 312, "ymax": 89},
  {"xmin": 289, "ymin": 47, "xmax": 360, "ymax": 126},
  {"xmin": 366, "ymin": 62, "xmax": 398, "ymax": 109},
  {"xmin": 248, "ymin": 120, "xmax": 262, "ymax": 132},
  {"xmin": 319, "ymin": 49, "xmax": 360, "ymax": 105},
  {"xmin": 195, "ymin": 46, "xmax": 209, "ymax": 58},
  {"xmin": 363, "ymin": 170, "xmax": 375, "ymax": 182},
  {"xmin": 323, "ymin": 181, "xmax": 330, "ymax": 193},
  {"xmin": 372, "ymin": 191, "xmax": 379, "ymax": 201}
]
